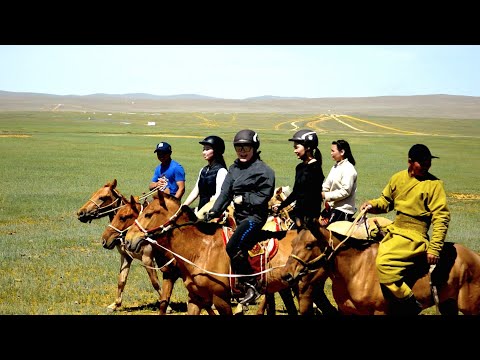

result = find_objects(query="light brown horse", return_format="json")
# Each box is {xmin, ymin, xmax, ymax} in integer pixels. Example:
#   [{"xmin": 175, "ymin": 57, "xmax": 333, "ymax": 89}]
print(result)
[
  {"xmin": 76, "ymin": 179, "xmax": 180, "ymax": 314},
  {"xmin": 100, "ymin": 194, "xmax": 182, "ymax": 314},
  {"xmin": 282, "ymin": 220, "xmax": 480, "ymax": 315},
  {"xmin": 77, "ymin": 178, "xmax": 125, "ymax": 223},
  {"xmin": 124, "ymin": 190, "xmax": 299, "ymax": 315}
]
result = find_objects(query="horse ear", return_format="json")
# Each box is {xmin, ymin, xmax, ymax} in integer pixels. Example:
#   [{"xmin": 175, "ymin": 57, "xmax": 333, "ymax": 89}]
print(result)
[
  {"xmin": 276, "ymin": 187, "xmax": 283, "ymax": 195},
  {"xmin": 130, "ymin": 195, "xmax": 136, "ymax": 204},
  {"xmin": 112, "ymin": 178, "xmax": 117, "ymax": 189}
]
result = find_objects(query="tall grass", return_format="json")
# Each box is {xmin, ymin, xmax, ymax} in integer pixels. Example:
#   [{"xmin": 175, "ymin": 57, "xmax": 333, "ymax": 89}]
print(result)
[{"xmin": 0, "ymin": 111, "xmax": 479, "ymax": 315}]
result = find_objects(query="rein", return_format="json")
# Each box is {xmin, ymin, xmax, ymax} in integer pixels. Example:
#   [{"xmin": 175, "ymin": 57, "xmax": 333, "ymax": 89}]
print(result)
[
  {"xmin": 290, "ymin": 207, "xmax": 370, "ymax": 274},
  {"xmin": 88, "ymin": 188, "xmax": 125, "ymax": 218},
  {"xmin": 144, "ymin": 236, "xmax": 282, "ymax": 278},
  {"xmin": 133, "ymin": 205, "xmax": 281, "ymax": 278}
]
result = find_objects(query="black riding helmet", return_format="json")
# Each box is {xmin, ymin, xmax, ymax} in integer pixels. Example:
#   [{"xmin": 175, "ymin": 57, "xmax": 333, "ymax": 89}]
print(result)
[
  {"xmin": 199, "ymin": 135, "xmax": 225, "ymax": 155},
  {"xmin": 288, "ymin": 129, "xmax": 318, "ymax": 149},
  {"xmin": 233, "ymin": 129, "xmax": 260, "ymax": 150}
]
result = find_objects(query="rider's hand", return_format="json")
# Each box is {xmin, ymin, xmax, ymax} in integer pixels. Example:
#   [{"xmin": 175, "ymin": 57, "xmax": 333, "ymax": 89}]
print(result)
[
  {"xmin": 360, "ymin": 202, "xmax": 373, "ymax": 212},
  {"xmin": 233, "ymin": 195, "xmax": 243, "ymax": 205}
]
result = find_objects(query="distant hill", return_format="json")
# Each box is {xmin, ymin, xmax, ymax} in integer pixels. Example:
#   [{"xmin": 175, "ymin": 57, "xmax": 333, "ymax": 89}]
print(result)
[{"xmin": 0, "ymin": 91, "xmax": 479, "ymax": 119}]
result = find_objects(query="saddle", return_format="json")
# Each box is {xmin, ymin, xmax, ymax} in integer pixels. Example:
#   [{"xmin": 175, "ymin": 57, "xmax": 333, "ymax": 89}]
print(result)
[
  {"xmin": 327, "ymin": 216, "xmax": 392, "ymax": 240},
  {"xmin": 221, "ymin": 226, "xmax": 281, "ymax": 297}
]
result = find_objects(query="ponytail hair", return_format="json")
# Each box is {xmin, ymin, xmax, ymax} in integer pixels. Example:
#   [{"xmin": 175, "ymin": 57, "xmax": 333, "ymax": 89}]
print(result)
[{"xmin": 333, "ymin": 139, "xmax": 356, "ymax": 166}]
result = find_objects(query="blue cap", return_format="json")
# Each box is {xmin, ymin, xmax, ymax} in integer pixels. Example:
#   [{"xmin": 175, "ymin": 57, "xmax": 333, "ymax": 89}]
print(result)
[{"xmin": 154, "ymin": 142, "xmax": 172, "ymax": 153}]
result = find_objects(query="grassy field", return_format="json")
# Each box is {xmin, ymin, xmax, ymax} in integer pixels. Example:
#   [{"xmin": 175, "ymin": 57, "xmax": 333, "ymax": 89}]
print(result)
[{"xmin": 0, "ymin": 110, "xmax": 479, "ymax": 315}]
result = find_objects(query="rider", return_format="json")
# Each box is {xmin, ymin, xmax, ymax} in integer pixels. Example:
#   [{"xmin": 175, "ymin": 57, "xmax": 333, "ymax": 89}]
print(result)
[
  {"xmin": 360, "ymin": 144, "xmax": 450, "ymax": 315},
  {"xmin": 321, "ymin": 139, "xmax": 357, "ymax": 225},
  {"xmin": 205, "ymin": 129, "xmax": 275, "ymax": 306},
  {"xmin": 182, "ymin": 135, "xmax": 228, "ymax": 220},
  {"xmin": 272, "ymin": 129, "xmax": 325, "ymax": 229},
  {"xmin": 149, "ymin": 141, "xmax": 186, "ymax": 200}
]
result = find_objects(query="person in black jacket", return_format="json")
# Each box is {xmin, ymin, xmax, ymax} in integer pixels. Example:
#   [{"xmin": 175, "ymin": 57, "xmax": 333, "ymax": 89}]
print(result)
[
  {"xmin": 205, "ymin": 129, "xmax": 275, "ymax": 306},
  {"xmin": 272, "ymin": 129, "xmax": 325, "ymax": 229}
]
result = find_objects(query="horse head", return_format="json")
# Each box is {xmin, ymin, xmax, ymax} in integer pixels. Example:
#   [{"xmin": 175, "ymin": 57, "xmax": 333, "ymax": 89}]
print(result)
[
  {"xmin": 77, "ymin": 179, "xmax": 122, "ymax": 223},
  {"xmin": 124, "ymin": 190, "xmax": 183, "ymax": 253},
  {"xmin": 267, "ymin": 186, "xmax": 296, "ymax": 230},
  {"xmin": 101, "ymin": 195, "xmax": 143, "ymax": 250},
  {"xmin": 281, "ymin": 219, "xmax": 333, "ymax": 286}
]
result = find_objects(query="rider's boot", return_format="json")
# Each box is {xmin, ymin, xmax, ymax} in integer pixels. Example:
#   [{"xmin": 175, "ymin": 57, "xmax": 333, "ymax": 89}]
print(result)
[
  {"xmin": 231, "ymin": 250, "xmax": 261, "ymax": 305},
  {"xmin": 239, "ymin": 277, "xmax": 261, "ymax": 305}
]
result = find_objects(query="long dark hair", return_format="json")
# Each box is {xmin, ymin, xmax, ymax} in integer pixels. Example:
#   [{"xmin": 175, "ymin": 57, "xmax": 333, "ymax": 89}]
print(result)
[
  {"xmin": 333, "ymin": 139, "xmax": 356, "ymax": 166},
  {"xmin": 213, "ymin": 154, "xmax": 227, "ymax": 169}
]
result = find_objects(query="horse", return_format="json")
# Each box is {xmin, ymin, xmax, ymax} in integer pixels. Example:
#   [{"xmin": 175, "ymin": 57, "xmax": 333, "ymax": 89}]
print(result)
[
  {"xmin": 77, "ymin": 178, "xmax": 125, "ymax": 223},
  {"xmin": 100, "ymin": 194, "xmax": 184, "ymax": 314},
  {"xmin": 265, "ymin": 185, "xmax": 339, "ymax": 316},
  {"xmin": 76, "ymin": 179, "xmax": 180, "ymax": 314},
  {"xmin": 282, "ymin": 219, "xmax": 480, "ymax": 315},
  {"xmin": 124, "ymin": 190, "xmax": 299, "ymax": 315}
]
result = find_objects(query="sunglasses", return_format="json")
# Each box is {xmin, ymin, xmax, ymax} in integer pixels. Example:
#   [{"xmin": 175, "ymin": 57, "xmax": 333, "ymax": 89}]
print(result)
[{"xmin": 234, "ymin": 145, "xmax": 253, "ymax": 152}]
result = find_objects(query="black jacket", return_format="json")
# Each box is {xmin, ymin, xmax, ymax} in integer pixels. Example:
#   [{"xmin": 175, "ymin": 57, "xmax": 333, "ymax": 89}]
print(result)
[
  {"xmin": 210, "ymin": 154, "xmax": 275, "ymax": 224},
  {"xmin": 278, "ymin": 160, "xmax": 324, "ymax": 219}
]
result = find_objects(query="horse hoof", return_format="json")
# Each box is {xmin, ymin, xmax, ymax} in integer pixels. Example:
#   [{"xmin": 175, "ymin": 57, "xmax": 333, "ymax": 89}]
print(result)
[{"xmin": 106, "ymin": 304, "xmax": 117, "ymax": 313}]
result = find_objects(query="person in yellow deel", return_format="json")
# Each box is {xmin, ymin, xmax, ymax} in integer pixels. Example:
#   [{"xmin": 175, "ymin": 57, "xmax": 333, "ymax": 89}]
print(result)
[{"xmin": 360, "ymin": 144, "xmax": 450, "ymax": 315}]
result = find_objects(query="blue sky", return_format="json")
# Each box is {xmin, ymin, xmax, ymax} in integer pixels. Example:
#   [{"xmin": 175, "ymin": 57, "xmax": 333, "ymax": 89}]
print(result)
[{"xmin": 1, "ymin": 45, "xmax": 479, "ymax": 99}]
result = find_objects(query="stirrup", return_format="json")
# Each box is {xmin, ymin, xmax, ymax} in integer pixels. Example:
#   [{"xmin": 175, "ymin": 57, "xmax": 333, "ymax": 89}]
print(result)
[{"xmin": 239, "ymin": 283, "xmax": 261, "ymax": 305}]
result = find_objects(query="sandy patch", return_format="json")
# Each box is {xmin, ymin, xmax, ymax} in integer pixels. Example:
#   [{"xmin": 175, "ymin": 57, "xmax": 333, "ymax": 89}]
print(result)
[
  {"xmin": 450, "ymin": 193, "xmax": 480, "ymax": 200},
  {"xmin": 0, "ymin": 134, "xmax": 31, "ymax": 138}
]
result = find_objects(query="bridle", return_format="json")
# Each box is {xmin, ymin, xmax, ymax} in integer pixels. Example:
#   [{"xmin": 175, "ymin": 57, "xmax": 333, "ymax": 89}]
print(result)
[
  {"xmin": 288, "ymin": 209, "xmax": 370, "ymax": 277},
  {"xmin": 88, "ymin": 187, "xmax": 125, "ymax": 219}
]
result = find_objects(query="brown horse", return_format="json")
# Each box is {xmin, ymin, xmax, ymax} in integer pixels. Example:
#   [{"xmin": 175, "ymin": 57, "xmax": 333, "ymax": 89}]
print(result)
[
  {"xmin": 100, "ymin": 194, "xmax": 183, "ymax": 314},
  {"xmin": 77, "ymin": 179, "xmax": 125, "ymax": 223},
  {"xmin": 76, "ymin": 179, "xmax": 180, "ymax": 314},
  {"xmin": 265, "ymin": 186, "xmax": 339, "ymax": 316},
  {"xmin": 124, "ymin": 190, "xmax": 299, "ymax": 315},
  {"xmin": 282, "ymin": 220, "xmax": 480, "ymax": 315}
]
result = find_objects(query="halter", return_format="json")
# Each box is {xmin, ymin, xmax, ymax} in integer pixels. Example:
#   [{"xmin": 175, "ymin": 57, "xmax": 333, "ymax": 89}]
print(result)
[
  {"xmin": 88, "ymin": 187, "xmax": 125, "ymax": 218},
  {"xmin": 289, "ymin": 208, "xmax": 370, "ymax": 276},
  {"xmin": 134, "ymin": 206, "xmax": 184, "ymax": 237}
]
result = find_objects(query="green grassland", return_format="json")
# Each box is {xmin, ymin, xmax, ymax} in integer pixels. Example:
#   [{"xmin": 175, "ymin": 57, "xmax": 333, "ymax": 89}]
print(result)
[{"xmin": 0, "ymin": 111, "xmax": 479, "ymax": 315}]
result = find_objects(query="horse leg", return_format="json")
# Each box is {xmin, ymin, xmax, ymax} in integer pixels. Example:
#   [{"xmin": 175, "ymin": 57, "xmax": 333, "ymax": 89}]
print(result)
[
  {"xmin": 297, "ymin": 282, "xmax": 316, "ymax": 315},
  {"xmin": 140, "ymin": 252, "xmax": 165, "ymax": 314},
  {"xmin": 279, "ymin": 288, "xmax": 298, "ymax": 315},
  {"xmin": 159, "ymin": 266, "xmax": 180, "ymax": 315},
  {"xmin": 213, "ymin": 295, "xmax": 233, "ymax": 315},
  {"xmin": 438, "ymin": 299, "xmax": 458, "ymax": 315},
  {"xmin": 311, "ymin": 284, "xmax": 339, "ymax": 316},
  {"xmin": 255, "ymin": 293, "xmax": 276, "ymax": 315},
  {"xmin": 107, "ymin": 252, "xmax": 133, "ymax": 312}
]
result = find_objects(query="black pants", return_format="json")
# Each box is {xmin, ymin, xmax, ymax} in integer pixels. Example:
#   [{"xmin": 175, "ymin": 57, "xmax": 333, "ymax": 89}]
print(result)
[{"xmin": 226, "ymin": 218, "xmax": 264, "ymax": 282}]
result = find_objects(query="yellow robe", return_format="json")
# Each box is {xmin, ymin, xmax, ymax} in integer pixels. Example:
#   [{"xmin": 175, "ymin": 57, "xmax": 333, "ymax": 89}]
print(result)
[{"xmin": 369, "ymin": 169, "xmax": 450, "ymax": 284}]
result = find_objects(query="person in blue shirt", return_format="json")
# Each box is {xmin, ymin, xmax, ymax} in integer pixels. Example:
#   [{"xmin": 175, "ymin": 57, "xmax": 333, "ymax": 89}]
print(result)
[{"xmin": 149, "ymin": 142, "xmax": 186, "ymax": 200}]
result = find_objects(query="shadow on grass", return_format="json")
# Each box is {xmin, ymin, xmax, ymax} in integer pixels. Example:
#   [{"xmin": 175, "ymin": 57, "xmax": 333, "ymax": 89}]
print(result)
[{"xmin": 121, "ymin": 300, "xmax": 188, "ymax": 314}]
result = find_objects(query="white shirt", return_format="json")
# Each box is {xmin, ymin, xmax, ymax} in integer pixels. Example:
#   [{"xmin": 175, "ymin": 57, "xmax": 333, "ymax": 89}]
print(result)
[{"xmin": 322, "ymin": 158, "xmax": 357, "ymax": 215}]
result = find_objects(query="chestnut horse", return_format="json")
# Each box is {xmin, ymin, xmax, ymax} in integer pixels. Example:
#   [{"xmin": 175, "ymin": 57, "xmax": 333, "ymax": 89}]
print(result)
[
  {"xmin": 76, "ymin": 179, "xmax": 180, "ymax": 314},
  {"xmin": 77, "ymin": 178, "xmax": 125, "ymax": 223},
  {"xmin": 282, "ymin": 220, "xmax": 480, "ymax": 315},
  {"xmin": 265, "ymin": 186, "xmax": 339, "ymax": 316},
  {"xmin": 124, "ymin": 190, "xmax": 299, "ymax": 315}
]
